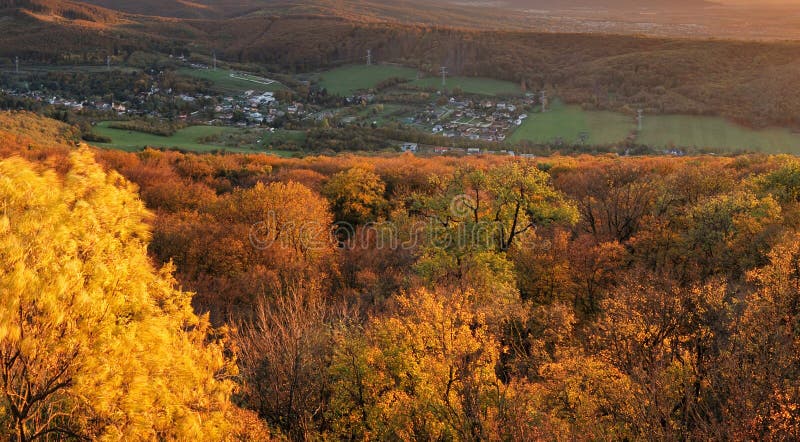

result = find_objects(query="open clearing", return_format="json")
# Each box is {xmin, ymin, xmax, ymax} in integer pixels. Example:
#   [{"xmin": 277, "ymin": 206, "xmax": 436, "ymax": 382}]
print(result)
[
  {"xmin": 638, "ymin": 115, "xmax": 800, "ymax": 153},
  {"xmin": 91, "ymin": 122, "xmax": 294, "ymax": 155},
  {"xmin": 411, "ymin": 76, "xmax": 521, "ymax": 96},
  {"xmin": 508, "ymin": 102, "xmax": 800, "ymax": 153},
  {"xmin": 318, "ymin": 65, "xmax": 418, "ymax": 95},
  {"xmin": 178, "ymin": 68, "xmax": 284, "ymax": 94},
  {"xmin": 508, "ymin": 101, "xmax": 634, "ymax": 145}
]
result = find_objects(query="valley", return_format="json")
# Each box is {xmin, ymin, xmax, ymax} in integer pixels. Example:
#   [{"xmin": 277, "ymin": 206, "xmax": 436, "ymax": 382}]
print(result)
[{"xmin": 6, "ymin": 57, "xmax": 800, "ymax": 156}]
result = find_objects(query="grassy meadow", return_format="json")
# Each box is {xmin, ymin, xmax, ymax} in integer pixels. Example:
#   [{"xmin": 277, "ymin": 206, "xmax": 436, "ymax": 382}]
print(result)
[
  {"xmin": 318, "ymin": 65, "xmax": 418, "ymax": 95},
  {"xmin": 507, "ymin": 101, "xmax": 800, "ymax": 153},
  {"xmin": 91, "ymin": 122, "xmax": 295, "ymax": 155},
  {"xmin": 509, "ymin": 102, "xmax": 634, "ymax": 145},
  {"xmin": 178, "ymin": 68, "xmax": 284, "ymax": 94},
  {"xmin": 637, "ymin": 115, "xmax": 800, "ymax": 153}
]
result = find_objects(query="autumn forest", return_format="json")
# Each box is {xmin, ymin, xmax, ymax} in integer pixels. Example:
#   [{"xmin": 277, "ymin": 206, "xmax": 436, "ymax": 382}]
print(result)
[
  {"xmin": 0, "ymin": 111, "xmax": 799, "ymax": 440},
  {"xmin": 3, "ymin": 0, "xmax": 800, "ymax": 439}
]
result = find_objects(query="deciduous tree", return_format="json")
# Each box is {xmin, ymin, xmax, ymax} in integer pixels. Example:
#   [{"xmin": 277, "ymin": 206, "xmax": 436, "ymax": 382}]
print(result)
[{"xmin": 0, "ymin": 150, "xmax": 236, "ymax": 441}]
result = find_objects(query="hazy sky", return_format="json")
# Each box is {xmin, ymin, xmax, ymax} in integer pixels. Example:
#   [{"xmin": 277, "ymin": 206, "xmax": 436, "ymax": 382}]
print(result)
[{"xmin": 718, "ymin": 0, "xmax": 800, "ymax": 4}]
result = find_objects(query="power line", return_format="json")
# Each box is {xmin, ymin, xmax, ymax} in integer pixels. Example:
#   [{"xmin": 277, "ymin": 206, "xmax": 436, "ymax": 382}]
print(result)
[{"xmin": 540, "ymin": 90, "xmax": 547, "ymax": 113}]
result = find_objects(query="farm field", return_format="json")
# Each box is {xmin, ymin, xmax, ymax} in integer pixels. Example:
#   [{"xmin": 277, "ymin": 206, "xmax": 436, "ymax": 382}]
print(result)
[
  {"xmin": 178, "ymin": 68, "xmax": 284, "ymax": 94},
  {"xmin": 637, "ymin": 115, "xmax": 800, "ymax": 153},
  {"xmin": 411, "ymin": 76, "xmax": 521, "ymax": 96},
  {"xmin": 508, "ymin": 102, "xmax": 634, "ymax": 145},
  {"xmin": 318, "ymin": 65, "xmax": 418, "ymax": 95},
  {"xmin": 507, "ymin": 102, "xmax": 800, "ymax": 153},
  {"xmin": 91, "ymin": 122, "xmax": 294, "ymax": 155}
]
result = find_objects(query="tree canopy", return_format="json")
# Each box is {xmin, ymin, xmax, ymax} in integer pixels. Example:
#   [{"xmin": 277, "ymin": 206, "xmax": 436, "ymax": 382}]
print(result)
[{"xmin": 0, "ymin": 150, "xmax": 237, "ymax": 441}]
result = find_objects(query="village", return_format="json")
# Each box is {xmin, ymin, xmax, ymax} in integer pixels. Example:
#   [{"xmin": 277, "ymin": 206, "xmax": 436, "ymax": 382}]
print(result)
[
  {"xmin": 0, "ymin": 59, "xmax": 550, "ymax": 155},
  {"xmin": 1, "ymin": 73, "xmax": 540, "ymax": 144},
  {"xmin": 0, "ymin": 79, "xmax": 309, "ymax": 128},
  {"xmin": 414, "ymin": 95, "xmax": 536, "ymax": 142}
]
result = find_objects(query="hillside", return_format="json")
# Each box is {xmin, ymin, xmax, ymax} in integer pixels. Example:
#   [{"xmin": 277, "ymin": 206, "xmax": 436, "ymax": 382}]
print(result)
[
  {"xmin": 0, "ymin": 0, "xmax": 122, "ymax": 22},
  {"xmin": 76, "ymin": 0, "xmax": 544, "ymax": 28},
  {"xmin": 17, "ymin": 0, "xmax": 800, "ymax": 40},
  {"xmin": 75, "ymin": 0, "xmax": 229, "ymax": 18},
  {"xmin": 4, "ymin": 1, "xmax": 800, "ymax": 129}
]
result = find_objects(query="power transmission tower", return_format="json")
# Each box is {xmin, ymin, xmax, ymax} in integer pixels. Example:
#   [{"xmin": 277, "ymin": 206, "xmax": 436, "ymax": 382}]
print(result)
[
  {"xmin": 440, "ymin": 66, "xmax": 448, "ymax": 89},
  {"xmin": 212, "ymin": 50, "xmax": 217, "ymax": 70},
  {"xmin": 106, "ymin": 55, "xmax": 111, "ymax": 72},
  {"xmin": 15, "ymin": 56, "xmax": 19, "ymax": 74},
  {"xmin": 637, "ymin": 109, "xmax": 643, "ymax": 132},
  {"xmin": 540, "ymin": 90, "xmax": 547, "ymax": 113},
  {"xmin": 366, "ymin": 49, "xmax": 372, "ymax": 66}
]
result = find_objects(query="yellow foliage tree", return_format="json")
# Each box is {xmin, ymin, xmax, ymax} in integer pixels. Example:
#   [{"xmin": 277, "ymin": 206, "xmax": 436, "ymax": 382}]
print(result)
[
  {"xmin": 322, "ymin": 167, "xmax": 387, "ymax": 225},
  {"xmin": 727, "ymin": 233, "xmax": 800, "ymax": 439},
  {"xmin": 0, "ymin": 150, "xmax": 236, "ymax": 441},
  {"xmin": 328, "ymin": 287, "xmax": 503, "ymax": 441}
]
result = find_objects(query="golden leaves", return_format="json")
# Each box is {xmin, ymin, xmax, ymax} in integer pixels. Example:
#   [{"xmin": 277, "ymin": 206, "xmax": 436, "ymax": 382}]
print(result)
[{"xmin": 0, "ymin": 150, "xmax": 236, "ymax": 440}]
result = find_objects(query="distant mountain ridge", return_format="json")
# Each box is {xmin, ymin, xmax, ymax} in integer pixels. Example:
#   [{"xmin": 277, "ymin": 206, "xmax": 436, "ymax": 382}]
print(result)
[
  {"xmin": 72, "ymin": 0, "xmax": 721, "ymax": 20},
  {"xmin": 495, "ymin": 0, "xmax": 718, "ymax": 10}
]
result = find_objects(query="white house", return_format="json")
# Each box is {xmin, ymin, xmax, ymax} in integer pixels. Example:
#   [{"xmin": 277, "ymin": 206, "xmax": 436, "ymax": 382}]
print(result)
[{"xmin": 401, "ymin": 143, "xmax": 419, "ymax": 153}]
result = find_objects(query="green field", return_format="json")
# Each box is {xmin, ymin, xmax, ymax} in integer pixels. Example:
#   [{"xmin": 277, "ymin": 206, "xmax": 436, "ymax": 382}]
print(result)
[
  {"xmin": 91, "ymin": 122, "xmax": 295, "ymax": 155},
  {"xmin": 411, "ymin": 76, "xmax": 521, "ymax": 96},
  {"xmin": 507, "ymin": 102, "xmax": 800, "ymax": 153},
  {"xmin": 318, "ymin": 65, "xmax": 418, "ymax": 95},
  {"xmin": 178, "ymin": 68, "xmax": 284, "ymax": 94},
  {"xmin": 260, "ymin": 129, "xmax": 307, "ymax": 145},
  {"xmin": 509, "ymin": 102, "xmax": 634, "ymax": 145},
  {"xmin": 638, "ymin": 115, "xmax": 800, "ymax": 153}
]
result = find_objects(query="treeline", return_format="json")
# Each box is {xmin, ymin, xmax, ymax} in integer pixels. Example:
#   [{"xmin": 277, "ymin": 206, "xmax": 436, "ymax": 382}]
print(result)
[
  {"xmin": 3, "ymin": 112, "xmax": 800, "ymax": 439},
  {"xmin": 0, "ymin": 69, "xmax": 203, "ymax": 100},
  {"xmin": 108, "ymin": 119, "xmax": 186, "ymax": 136}
]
